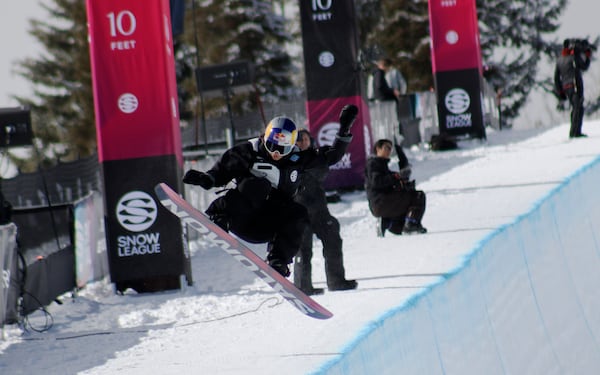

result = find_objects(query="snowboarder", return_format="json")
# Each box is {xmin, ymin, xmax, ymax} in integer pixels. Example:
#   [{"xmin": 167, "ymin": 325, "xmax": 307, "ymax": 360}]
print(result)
[
  {"xmin": 182, "ymin": 105, "xmax": 358, "ymax": 277},
  {"xmin": 293, "ymin": 129, "xmax": 357, "ymax": 295}
]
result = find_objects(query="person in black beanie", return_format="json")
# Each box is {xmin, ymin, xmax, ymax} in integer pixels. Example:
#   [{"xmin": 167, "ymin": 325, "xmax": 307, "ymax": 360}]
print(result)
[
  {"xmin": 182, "ymin": 105, "xmax": 358, "ymax": 278},
  {"xmin": 293, "ymin": 129, "xmax": 357, "ymax": 295}
]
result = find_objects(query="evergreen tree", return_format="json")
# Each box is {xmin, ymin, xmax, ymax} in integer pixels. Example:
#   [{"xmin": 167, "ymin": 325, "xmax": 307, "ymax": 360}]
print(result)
[
  {"xmin": 358, "ymin": 0, "xmax": 431, "ymax": 91},
  {"xmin": 476, "ymin": 0, "xmax": 568, "ymax": 124},
  {"xmin": 15, "ymin": 0, "xmax": 93, "ymax": 169}
]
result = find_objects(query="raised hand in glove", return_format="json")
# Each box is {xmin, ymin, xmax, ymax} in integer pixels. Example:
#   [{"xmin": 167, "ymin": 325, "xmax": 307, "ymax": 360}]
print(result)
[
  {"xmin": 338, "ymin": 104, "xmax": 359, "ymax": 136},
  {"xmin": 183, "ymin": 170, "xmax": 214, "ymax": 189}
]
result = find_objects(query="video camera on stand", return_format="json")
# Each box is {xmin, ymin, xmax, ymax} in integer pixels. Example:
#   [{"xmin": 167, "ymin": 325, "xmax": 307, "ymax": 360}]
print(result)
[
  {"xmin": 565, "ymin": 38, "xmax": 595, "ymax": 52},
  {"xmin": 565, "ymin": 38, "xmax": 596, "ymax": 58},
  {"xmin": 0, "ymin": 107, "xmax": 33, "ymax": 148}
]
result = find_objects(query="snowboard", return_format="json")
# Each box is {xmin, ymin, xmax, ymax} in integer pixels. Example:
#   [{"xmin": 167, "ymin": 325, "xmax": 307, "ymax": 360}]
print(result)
[{"xmin": 154, "ymin": 183, "xmax": 333, "ymax": 320}]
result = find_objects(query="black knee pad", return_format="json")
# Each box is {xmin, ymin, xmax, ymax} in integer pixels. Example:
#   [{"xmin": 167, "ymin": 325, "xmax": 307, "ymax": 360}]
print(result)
[{"xmin": 238, "ymin": 177, "xmax": 272, "ymax": 205}]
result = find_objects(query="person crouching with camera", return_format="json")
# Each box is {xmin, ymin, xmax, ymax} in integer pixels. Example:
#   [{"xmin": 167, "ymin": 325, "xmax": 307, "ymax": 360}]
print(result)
[{"xmin": 365, "ymin": 139, "xmax": 427, "ymax": 237}]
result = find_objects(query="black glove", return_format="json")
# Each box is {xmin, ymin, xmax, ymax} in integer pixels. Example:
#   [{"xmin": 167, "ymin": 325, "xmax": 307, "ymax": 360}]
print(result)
[
  {"xmin": 338, "ymin": 104, "xmax": 359, "ymax": 136},
  {"xmin": 183, "ymin": 170, "xmax": 214, "ymax": 189}
]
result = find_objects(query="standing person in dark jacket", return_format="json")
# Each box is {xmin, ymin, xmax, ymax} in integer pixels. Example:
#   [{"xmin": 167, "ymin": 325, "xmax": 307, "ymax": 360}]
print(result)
[
  {"xmin": 372, "ymin": 58, "xmax": 399, "ymax": 102},
  {"xmin": 293, "ymin": 129, "xmax": 357, "ymax": 295},
  {"xmin": 365, "ymin": 139, "xmax": 427, "ymax": 236},
  {"xmin": 183, "ymin": 105, "xmax": 359, "ymax": 277},
  {"xmin": 554, "ymin": 38, "xmax": 592, "ymax": 138}
]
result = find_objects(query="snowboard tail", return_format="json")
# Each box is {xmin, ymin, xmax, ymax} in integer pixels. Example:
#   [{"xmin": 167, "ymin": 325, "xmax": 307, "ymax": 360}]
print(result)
[{"xmin": 154, "ymin": 183, "xmax": 333, "ymax": 319}]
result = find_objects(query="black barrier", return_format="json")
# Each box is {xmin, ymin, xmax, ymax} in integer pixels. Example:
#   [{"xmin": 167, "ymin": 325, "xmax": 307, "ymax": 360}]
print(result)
[
  {"xmin": 20, "ymin": 246, "xmax": 75, "ymax": 316},
  {"xmin": 12, "ymin": 205, "xmax": 73, "ymax": 261},
  {"xmin": 2, "ymin": 154, "xmax": 101, "ymax": 209},
  {"xmin": 6, "ymin": 205, "xmax": 76, "ymax": 319}
]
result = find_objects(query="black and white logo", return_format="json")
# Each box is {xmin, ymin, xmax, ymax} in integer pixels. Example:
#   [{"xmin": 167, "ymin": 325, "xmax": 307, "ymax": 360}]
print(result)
[
  {"xmin": 116, "ymin": 191, "xmax": 158, "ymax": 232},
  {"xmin": 118, "ymin": 93, "xmax": 139, "ymax": 114},
  {"xmin": 317, "ymin": 122, "xmax": 339, "ymax": 146},
  {"xmin": 318, "ymin": 51, "xmax": 335, "ymax": 68},
  {"xmin": 445, "ymin": 30, "xmax": 459, "ymax": 45},
  {"xmin": 444, "ymin": 88, "xmax": 470, "ymax": 114}
]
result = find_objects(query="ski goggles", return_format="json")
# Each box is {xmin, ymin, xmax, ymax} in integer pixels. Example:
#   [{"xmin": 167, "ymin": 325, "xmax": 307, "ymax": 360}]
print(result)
[{"xmin": 265, "ymin": 140, "xmax": 293, "ymax": 156}]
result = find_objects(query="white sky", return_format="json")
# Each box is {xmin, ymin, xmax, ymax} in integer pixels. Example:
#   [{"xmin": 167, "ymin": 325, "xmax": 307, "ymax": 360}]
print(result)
[
  {"xmin": 1, "ymin": 118, "xmax": 600, "ymax": 373},
  {"xmin": 0, "ymin": 1, "xmax": 598, "ymax": 127},
  {"xmin": 0, "ymin": 1, "xmax": 46, "ymax": 108}
]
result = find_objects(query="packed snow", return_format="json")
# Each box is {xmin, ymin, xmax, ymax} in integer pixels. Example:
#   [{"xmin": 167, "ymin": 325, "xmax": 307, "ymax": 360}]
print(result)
[{"xmin": 2, "ymin": 119, "xmax": 600, "ymax": 374}]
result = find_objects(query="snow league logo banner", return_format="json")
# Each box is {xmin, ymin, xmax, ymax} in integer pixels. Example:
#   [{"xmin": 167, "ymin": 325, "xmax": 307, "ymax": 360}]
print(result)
[
  {"xmin": 86, "ymin": 0, "xmax": 186, "ymax": 286},
  {"xmin": 428, "ymin": 0, "xmax": 486, "ymax": 139},
  {"xmin": 299, "ymin": 0, "xmax": 372, "ymax": 189}
]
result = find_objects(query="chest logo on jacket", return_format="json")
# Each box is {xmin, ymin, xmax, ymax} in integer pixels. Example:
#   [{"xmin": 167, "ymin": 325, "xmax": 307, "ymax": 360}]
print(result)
[{"xmin": 290, "ymin": 170, "xmax": 298, "ymax": 183}]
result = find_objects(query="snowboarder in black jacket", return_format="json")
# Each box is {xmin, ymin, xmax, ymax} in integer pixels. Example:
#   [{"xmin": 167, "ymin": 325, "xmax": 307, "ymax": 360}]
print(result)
[
  {"xmin": 293, "ymin": 129, "xmax": 357, "ymax": 295},
  {"xmin": 365, "ymin": 139, "xmax": 426, "ymax": 236},
  {"xmin": 183, "ymin": 105, "xmax": 359, "ymax": 277},
  {"xmin": 554, "ymin": 38, "xmax": 592, "ymax": 138}
]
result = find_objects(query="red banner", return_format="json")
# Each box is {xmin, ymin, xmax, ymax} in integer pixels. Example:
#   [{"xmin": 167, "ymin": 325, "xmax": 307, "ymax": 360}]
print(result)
[
  {"xmin": 86, "ymin": 0, "xmax": 182, "ymax": 164},
  {"xmin": 428, "ymin": 0, "xmax": 482, "ymax": 73},
  {"xmin": 86, "ymin": 0, "xmax": 187, "ymax": 291},
  {"xmin": 428, "ymin": 0, "xmax": 486, "ymax": 139}
]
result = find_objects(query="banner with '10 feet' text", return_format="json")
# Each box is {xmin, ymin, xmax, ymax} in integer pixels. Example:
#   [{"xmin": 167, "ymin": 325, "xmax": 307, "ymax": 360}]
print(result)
[{"xmin": 86, "ymin": 0, "xmax": 189, "ymax": 292}]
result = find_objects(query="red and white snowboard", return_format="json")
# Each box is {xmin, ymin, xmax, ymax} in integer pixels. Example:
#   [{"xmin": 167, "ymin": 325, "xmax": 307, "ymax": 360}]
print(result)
[{"xmin": 154, "ymin": 183, "xmax": 333, "ymax": 320}]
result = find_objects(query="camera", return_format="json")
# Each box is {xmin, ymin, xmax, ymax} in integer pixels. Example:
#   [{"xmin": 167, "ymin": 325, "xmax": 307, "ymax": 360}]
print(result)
[{"xmin": 564, "ymin": 38, "xmax": 596, "ymax": 53}]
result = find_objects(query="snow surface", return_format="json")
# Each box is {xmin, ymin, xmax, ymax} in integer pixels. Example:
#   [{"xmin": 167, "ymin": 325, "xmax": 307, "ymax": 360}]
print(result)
[{"xmin": 2, "ymin": 120, "xmax": 600, "ymax": 374}]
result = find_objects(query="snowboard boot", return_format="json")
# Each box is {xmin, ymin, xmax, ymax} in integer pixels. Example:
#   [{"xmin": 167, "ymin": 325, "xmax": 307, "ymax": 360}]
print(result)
[
  {"xmin": 403, "ymin": 205, "xmax": 427, "ymax": 234},
  {"xmin": 387, "ymin": 219, "xmax": 405, "ymax": 235},
  {"xmin": 328, "ymin": 279, "xmax": 358, "ymax": 291},
  {"xmin": 293, "ymin": 256, "xmax": 323, "ymax": 295},
  {"xmin": 268, "ymin": 259, "xmax": 291, "ymax": 277},
  {"xmin": 403, "ymin": 218, "xmax": 427, "ymax": 234},
  {"xmin": 377, "ymin": 217, "xmax": 391, "ymax": 237},
  {"xmin": 205, "ymin": 198, "xmax": 230, "ymax": 232},
  {"xmin": 209, "ymin": 213, "xmax": 229, "ymax": 232}
]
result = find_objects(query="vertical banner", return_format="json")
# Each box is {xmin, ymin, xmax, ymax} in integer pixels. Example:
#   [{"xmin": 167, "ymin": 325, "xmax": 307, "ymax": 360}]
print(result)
[
  {"xmin": 428, "ymin": 0, "xmax": 486, "ymax": 139},
  {"xmin": 0, "ymin": 224, "xmax": 17, "ymax": 325},
  {"xmin": 86, "ymin": 0, "xmax": 187, "ymax": 291},
  {"xmin": 75, "ymin": 192, "xmax": 108, "ymax": 288},
  {"xmin": 299, "ymin": 0, "xmax": 372, "ymax": 189}
]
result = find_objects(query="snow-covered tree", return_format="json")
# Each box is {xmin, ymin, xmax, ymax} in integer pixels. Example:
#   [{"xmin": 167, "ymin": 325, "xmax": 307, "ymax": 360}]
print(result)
[
  {"xmin": 357, "ymin": 0, "xmax": 432, "ymax": 91},
  {"xmin": 355, "ymin": 0, "xmax": 593, "ymax": 126},
  {"xmin": 476, "ymin": 0, "xmax": 568, "ymax": 124}
]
